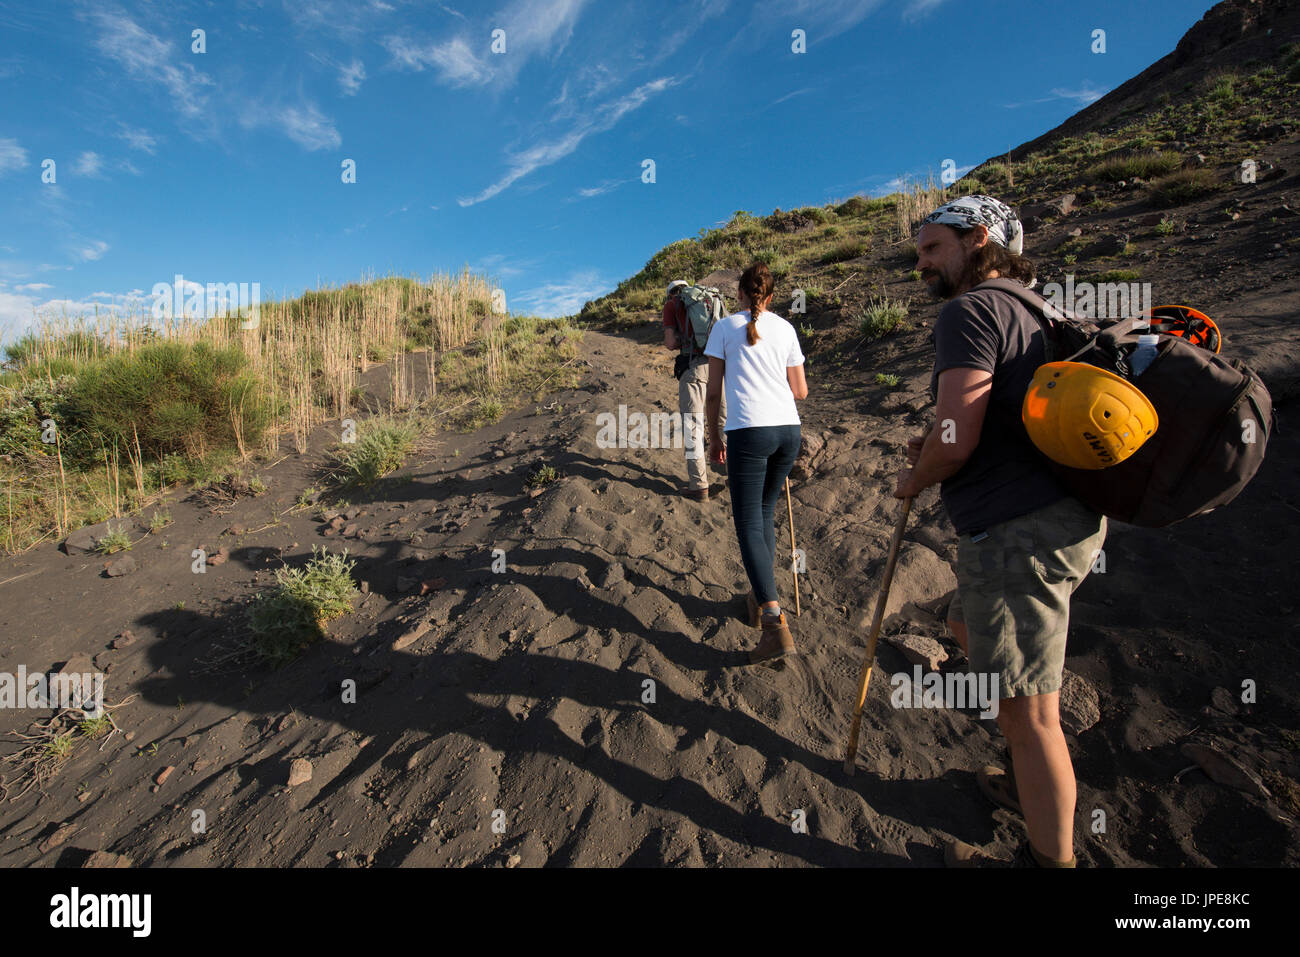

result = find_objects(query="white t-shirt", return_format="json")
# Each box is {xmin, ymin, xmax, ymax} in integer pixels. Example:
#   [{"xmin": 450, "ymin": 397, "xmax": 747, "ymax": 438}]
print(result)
[{"xmin": 704, "ymin": 310, "xmax": 804, "ymax": 431}]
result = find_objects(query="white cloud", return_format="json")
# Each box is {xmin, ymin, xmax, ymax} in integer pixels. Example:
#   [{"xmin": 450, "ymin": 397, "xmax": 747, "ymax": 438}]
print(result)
[
  {"xmin": 14, "ymin": 283, "xmax": 52, "ymax": 291},
  {"xmin": 117, "ymin": 125, "xmax": 157, "ymax": 153},
  {"xmin": 241, "ymin": 101, "xmax": 342, "ymax": 151},
  {"xmin": 460, "ymin": 75, "xmax": 675, "ymax": 206},
  {"xmin": 88, "ymin": 9, "xmax": 214, "ymax": 117},
  {"xmin": 752, "ymin": 0, "xmax": 885, "ymax": 40},
  {"xmin": 1004, "ymin": 83, "xmax": 1109, "ymax": 109},
  {"xmin": 576, "ymin": 179, "xmax": 622, "ymax": 199},
  {"xmin": 73, "ymin": 151, "xmax": 105, "ymax": 177},
  {"xmin": 513, "ymin": 269, "xmax": 609, "ymax": 317},
  {"xmin": 78, "ymin": 240, "xmax": 110, "ymax": 261},
  {"xmin": 0, "ymin": 290, "xmax": 41, "ymax": 344},
  {"xmin": 0, "ymin": 138, "xmax": 29, "ymax": 175},
  {"xmin": 340, "ymin": 59, "xmax": 366, "ymax": 95},
  {"xmin": 385, "ymin": 0, "xmax": 589, "ymax": 89},
  {"xmin": 384, "ymin": 34, "xmax": 492, "ymax": 86},
  {"xmin": 901, "ymin": 0, "xmax": 948, "ymax": 21}
]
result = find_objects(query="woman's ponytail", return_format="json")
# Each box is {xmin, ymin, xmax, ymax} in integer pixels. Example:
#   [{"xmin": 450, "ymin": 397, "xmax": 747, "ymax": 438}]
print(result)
[{"xmin": 739, "ymin": 262, "xmax": 774, "ymax": 347}]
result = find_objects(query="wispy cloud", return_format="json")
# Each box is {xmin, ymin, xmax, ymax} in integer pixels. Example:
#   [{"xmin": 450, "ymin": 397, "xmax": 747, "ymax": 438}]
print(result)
[
  {"xmin": 339, "ymin": 59, "xmax": 366, "ymax": 95},
  {"xmin": 117, "ymin": 125, "xmax": 157, "ymax": 153},
  {"xmin": 752, "ymin": 0, "xmax": 886, "ymax": 41},
  {"xmin": 471, "ymin": 253, "xmax": 540, "ymax": 279},
  {"xmin": 513, "ymin": 268, "xmax": 608, "ymax": 317},
  {"xmin": 77, "ymin": 240, "xmax": 110, "ymax": 262},
  {"xmin": 1004, "ymin": 83, "xmax": 1109, "ymax": 109},
  {"xmin": 575, "ymin": 179, "xmax": 623, "ymax": 199},
  {"xmin": 73, "ymin": 151, "xmax": 104, "ymax": 177},
  {"xmin": 385, "ymin": 0, "xmax": 590, "ymax": 89},
  {"xmin": 13, "ymin": 282, "xmax": 51, "ymax": 292},
  {"xmin": 460, "ymin": 75, "xmax": 675, "ymax": 206},
  {"xmin": 0, "ymin": 138, "xmax": 29, "ymax": 175},
  {"xmin": 901, "ymin": 0, "xmax": 948, "ymax": 21},
  {"xmin": 240, "ymin": 101, "xmax": 342, "ymax": 151},
  {"xmin": 88, "ymin": 8, "xmax": 214, "ymax": 117},
  {"xmin": 385, "ymin": 34, "xmax": 491, "ymax": 86}
]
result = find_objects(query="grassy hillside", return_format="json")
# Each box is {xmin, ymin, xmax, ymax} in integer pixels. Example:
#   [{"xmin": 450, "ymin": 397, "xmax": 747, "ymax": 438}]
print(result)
[
  {"xmin": 578, "ymin": 43, "xmax": 1300, "ymax": 345},
  {"xmin": 0, "ymin": 273, "xmax": 582, "ymax": 553}
]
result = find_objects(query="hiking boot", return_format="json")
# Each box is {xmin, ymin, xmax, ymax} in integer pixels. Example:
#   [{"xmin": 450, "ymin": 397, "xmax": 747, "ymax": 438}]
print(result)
[
  {"xmin": 945, "ymin": 840, "xmax": 1075, "ymax": 868},
  {"xmin": 682, "ymin": 487, "xmax": 709, "ymax": 501},
  {"xmin": 944, "ymin": 840, "xmax": 1010, "ymax": 868},
  {"xmin": 977, "ymin": 764, "xmax": 1022, "ymax": 816},
  {"xmin": 749, "ymin": 613, "xmax": 795, "ymax": 663},
  {"xmin": 746, "ymin": 592, "xmax": 761, "ymax": 629}
]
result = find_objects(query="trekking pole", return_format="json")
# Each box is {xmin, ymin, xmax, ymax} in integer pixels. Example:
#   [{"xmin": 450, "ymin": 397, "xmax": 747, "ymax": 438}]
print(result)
[
  {"xmin": 784, "ymin": 478, "xmax": 800, "ymax": 617},
  {"xmin": 843, "ymin": 495, "xmax": 913, "ymax": 776}
]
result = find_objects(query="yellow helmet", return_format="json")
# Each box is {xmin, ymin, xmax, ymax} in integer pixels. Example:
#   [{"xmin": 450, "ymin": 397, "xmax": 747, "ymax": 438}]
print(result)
[{"xmin": 1022, "ymin": 361, "xmax": 1158, "ymax": 470}]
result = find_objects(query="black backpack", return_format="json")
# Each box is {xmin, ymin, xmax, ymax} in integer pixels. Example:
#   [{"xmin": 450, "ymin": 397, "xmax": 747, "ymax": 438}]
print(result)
[{"xmin": 975, "ymin": 278, "xmax": 1273, "ymax": 528}]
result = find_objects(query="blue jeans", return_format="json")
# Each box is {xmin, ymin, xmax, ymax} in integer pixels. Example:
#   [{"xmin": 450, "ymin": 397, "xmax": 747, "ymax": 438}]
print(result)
[{"xmin": 725, "ymin": 425, "xmax": 801, "ymax": 605}]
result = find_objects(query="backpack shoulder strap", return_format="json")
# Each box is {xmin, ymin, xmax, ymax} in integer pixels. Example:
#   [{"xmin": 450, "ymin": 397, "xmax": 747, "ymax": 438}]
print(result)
[{"xmin": 971, "ymin": 278, "xmax": 1072, "ymax": 363}]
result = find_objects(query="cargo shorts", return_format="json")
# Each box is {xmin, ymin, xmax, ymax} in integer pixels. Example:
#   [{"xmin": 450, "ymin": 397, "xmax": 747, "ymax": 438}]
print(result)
[{"xmin": 947, "ymin": 495, "xmax": 1106, "ymax": 699}]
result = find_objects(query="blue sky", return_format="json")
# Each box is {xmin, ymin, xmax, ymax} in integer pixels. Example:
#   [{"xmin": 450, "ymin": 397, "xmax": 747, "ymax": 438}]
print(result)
[{"xmin": 0, "ymin": 0, "xmax": 1216, "ymax": 341}]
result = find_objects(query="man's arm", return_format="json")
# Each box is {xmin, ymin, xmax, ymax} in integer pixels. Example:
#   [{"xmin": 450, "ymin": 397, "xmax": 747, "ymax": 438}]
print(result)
[
  {"xmin": 894, "ymin": 366, "xmax": 992, "ymax": 498},
  {"xmin": 663, "ymin": 300, "xmax": 681, "ymax": 351}
]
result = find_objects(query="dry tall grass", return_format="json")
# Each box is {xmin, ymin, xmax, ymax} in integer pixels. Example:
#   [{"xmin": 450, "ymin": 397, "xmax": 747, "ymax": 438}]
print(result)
[{"xmin": 0, "ymin": 270, "xmax": 502, "ymax": 550}]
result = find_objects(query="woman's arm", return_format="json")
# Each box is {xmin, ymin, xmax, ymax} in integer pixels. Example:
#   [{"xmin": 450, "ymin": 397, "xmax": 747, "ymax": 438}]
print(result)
[
  {"xmin": 706, "ymin": 356, "xmax": 726, "ymax": 464},
  {"xmin": 786, "ymin": 363, "xmax": 808, "ymax": 400}
]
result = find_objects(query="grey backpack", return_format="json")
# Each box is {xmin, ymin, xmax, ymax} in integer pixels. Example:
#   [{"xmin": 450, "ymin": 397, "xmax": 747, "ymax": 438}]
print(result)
[
  {"xmin": 977, "ymin": 278, "xmax": 1273, "ymax": 528},
  {"xmin": 677, "ymin": 285, "xmax": 724, "ymax": 358}
]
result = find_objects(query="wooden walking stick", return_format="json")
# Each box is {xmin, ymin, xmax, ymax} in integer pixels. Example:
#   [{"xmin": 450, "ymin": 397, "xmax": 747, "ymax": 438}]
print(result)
[
  {"xmin": 843, "ymin": 495, "xmax": 913, "ymax": 776},
  {"xmin": 784, "ymin": 478, "xmax": 800, "ymax": 617}
]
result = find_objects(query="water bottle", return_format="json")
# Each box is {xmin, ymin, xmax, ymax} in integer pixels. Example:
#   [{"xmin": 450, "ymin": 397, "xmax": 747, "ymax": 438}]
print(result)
[{"xmin": 1129, "ymin": 334, "xmax": 1160, "ymax": 377}]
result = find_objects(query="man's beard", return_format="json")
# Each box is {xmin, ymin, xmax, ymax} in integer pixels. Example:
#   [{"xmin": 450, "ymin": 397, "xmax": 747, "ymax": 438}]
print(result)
[{"xmin": 924, "ymin": 271, "xmax": 955, "ymax": 300}]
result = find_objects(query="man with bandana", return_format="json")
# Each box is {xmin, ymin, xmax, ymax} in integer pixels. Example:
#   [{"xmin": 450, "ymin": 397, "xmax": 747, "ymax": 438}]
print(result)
[{"xmin": 894, "ymin": 195, "xmax": 1106, "ymax": 868}]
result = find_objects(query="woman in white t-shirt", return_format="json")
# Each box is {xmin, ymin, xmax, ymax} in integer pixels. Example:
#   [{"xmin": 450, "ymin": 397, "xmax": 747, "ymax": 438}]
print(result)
[{"xmin": 704, "ymin": 262, "xmax": 808, "ymax": 662}]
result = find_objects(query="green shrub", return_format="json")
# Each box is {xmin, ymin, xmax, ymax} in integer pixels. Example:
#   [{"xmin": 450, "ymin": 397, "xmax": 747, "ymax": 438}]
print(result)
[
  {"xmin": 1086, "ymin": 151, "xmax": 1184, "ymax": 182},
  {"xmin": 857, "ymin": 298, "xmax": 909, "ymax": 341},
  {"xmin": 875, "ymin": 373, "xmax": 901, "ymax": 388},
  {"xmin": 1149, "ymin": 168, "xmax": 1222, "ymax": 207},
  {"xmin": 62, "ymin": 341, "xmax": 274, "ymax": 463},
  {"xmin": 822, "ymin": 239, "xmax": 868, "ymax": 264},
  {"xmin": 247, "ymin": 547, "xmax": 357, "ymax": 664},
  {"xmin": 835, "ymin": 196, "xmax": 871, "ymax": 217},
  {"xmin": 95, "ymin": 522, "xmax": 132, "ymax": 554},
  {"xmin": 525, "ymin": 463, "xmax": 558, "ymax": 489},
  {"xmin": 332, "ymin": 418, "xmax": 418, "ymax": 485}
]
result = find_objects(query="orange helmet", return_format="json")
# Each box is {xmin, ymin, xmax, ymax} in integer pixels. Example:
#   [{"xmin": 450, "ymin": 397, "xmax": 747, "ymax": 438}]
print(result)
[
  {"xmin": 1142, "ymin": 304, "xmax": 1221, "ymax": 353},
  {"xmin": 1023, "ymin": 361, "xmax": 1159, "ymax": 470}
]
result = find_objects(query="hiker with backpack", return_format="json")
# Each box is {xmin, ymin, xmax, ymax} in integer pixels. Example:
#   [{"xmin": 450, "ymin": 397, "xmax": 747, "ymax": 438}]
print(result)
[
  {"xmin": 893, "ymin": 194, "xmax": 1271, "ymax": 868},
  {"xmin": 894, "ymin": 195, "xmax": 1105, "ymax": 868},
  {"xmin": 664, "ymin": 279, "xmax": 727, "ymax": 500},
  {"xmin": 704, "ymin": 263, "xmax": 808, "ymax": 663}
]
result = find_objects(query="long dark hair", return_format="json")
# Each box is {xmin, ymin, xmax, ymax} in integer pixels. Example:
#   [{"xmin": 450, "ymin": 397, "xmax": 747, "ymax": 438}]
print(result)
[
  {"xmin": 953, "ymin": 226, "xmax": 1036, "ymax": 288},
  {"xmin": 738, "ymin": 262, "xmax": 774, "ymax": 346}
]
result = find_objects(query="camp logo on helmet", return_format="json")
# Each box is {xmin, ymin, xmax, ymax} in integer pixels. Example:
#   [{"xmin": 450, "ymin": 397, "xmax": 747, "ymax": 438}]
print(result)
[{"xmin": 1081, "ymin": 431, "xmax": 1116, "ymax": 465}]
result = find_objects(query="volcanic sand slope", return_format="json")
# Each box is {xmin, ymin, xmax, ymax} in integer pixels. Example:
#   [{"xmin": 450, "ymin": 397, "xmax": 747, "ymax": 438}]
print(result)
[
  {"xmin": 2, "ymin": 0, "xmax": 1300, "ymax": 868},
  {"xmin": 0, "ymin": 315, "xmax": 1297, "ymax": 867}
]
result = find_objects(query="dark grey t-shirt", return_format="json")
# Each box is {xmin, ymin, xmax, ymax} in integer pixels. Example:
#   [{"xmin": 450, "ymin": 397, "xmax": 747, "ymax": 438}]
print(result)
[{"xmin": 929, "ymin": 285, "xmax": 1065, "ymax": 535}]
